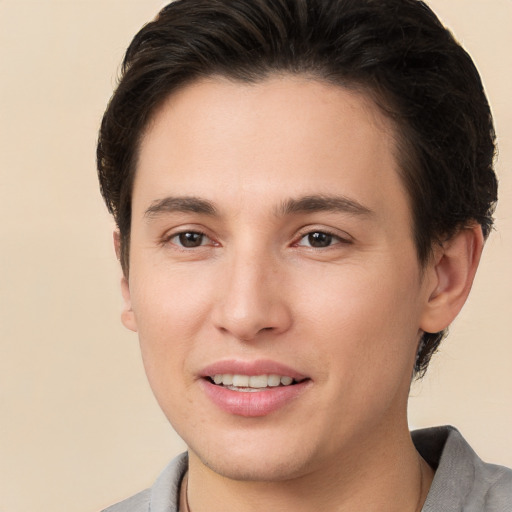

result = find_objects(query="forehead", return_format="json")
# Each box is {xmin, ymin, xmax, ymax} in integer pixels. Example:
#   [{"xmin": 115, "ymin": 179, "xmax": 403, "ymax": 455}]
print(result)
[{"xmin": 134, "ymin": 75, "xmax": 409, "ymax": 222}]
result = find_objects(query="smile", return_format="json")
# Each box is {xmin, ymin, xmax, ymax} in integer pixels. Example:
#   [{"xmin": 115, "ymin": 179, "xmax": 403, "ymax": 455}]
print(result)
[
  {"xmin": 201, "ymin": 362, "xmax": 311, "ymax": 416},
  {"xmin": 209, "ymin": 374, "xmax": 299, "ymax": 391}
]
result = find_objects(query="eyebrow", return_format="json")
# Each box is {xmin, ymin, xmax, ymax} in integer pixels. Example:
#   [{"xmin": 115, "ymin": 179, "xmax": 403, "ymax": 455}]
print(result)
[
  {"xmin": 144, "ymin": 196, "xmax": 218, "ymax": 219},
  {"xmin": 144, "ymin": 193, "xmax": 373, "ymax": 220},
  {"xmin": 277, "ymin": 194, "xmax": 373, "ymax": 217}
]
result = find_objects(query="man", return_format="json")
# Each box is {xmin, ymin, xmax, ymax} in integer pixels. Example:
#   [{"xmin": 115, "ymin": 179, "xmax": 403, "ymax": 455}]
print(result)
[{"xmin": 97, "ymin": 0, "xmax": 512, "ymax": 510}]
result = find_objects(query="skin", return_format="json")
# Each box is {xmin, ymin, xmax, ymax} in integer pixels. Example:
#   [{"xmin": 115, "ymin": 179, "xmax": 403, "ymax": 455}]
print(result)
[{"xmin": 118, "ymin": 75, "xmax": 483, "ymax": 511}]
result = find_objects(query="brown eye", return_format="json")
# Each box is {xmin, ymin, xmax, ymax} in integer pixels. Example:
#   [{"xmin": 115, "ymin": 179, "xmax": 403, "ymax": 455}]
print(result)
[
  {"xmin": 296, "ymin": 230, "xmax": 349, "ymax": 249},
  {"xmin": 304, "ymin": 231, "xmax": 334, "ymax": 248},
  {"xmin": 172, "ymin": 231, "xmax": 208, "ymax": 248}
]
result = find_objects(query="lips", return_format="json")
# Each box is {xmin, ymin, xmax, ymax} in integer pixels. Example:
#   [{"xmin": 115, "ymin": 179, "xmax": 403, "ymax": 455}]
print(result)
[{"xmin": 199, "ymin": 360, "xmax": 311, "ymax": 417}]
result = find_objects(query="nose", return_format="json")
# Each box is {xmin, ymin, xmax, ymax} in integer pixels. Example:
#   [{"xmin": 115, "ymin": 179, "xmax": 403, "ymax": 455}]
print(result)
[{"xmin": 211, "ymin": 250, "xmax": 292, "ymax": 342}]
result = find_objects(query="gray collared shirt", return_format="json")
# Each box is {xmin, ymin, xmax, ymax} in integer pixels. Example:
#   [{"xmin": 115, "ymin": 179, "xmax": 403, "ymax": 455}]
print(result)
[{"xmin": 102, "ymin": 426, "xmax": 512, "ymax": 511}]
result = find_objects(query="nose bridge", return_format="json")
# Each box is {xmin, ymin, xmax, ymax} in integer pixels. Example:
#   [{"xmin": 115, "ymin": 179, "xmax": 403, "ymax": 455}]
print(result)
[{"xmin": 213, "ymin": 242, "xmax": 291, "ymax": 341}]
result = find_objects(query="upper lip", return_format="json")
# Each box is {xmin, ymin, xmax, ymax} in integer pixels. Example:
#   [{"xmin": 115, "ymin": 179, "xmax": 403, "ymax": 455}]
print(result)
[{"xmin": 199, "ymin": 359, "xmax": 308, "ymax": 380}]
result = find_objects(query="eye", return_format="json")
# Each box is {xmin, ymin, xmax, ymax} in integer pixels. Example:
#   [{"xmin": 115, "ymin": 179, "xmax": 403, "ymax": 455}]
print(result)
[
  {"xmin": 169, "ymin": 231, "xmax": 211, "ymax": 248},
  {"xmin": 296, "ymin": 231, "xmax": 347, "ymax": 248}
]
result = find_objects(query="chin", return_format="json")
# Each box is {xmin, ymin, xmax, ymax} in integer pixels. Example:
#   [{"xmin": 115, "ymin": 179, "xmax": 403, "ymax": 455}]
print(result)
[
  {"xmin": 196, "ymin": 448, "xmax": 314, "ymax": 482},
  {"xmin": 184, "ymin": 425, "xmax": 322, "ymax": 483}
]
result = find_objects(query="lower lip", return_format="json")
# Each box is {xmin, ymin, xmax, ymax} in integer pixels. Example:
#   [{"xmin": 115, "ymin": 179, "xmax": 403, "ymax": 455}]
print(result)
[{"xmin": 200, "ymin": 379, "xmax": 310, "ymax": 417}]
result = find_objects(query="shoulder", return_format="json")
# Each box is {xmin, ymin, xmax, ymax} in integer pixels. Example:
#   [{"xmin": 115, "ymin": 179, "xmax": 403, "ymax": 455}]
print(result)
[
  {"xmin": 412, "ymin": 426, "xmax": 512, "ymax": 511},
  {"xmin": 480, "ymin": 462, "xmax": 512, "ymax": 510},
  {"xmin": 101, "ymin": 452, "xmax": 188, "ymax": 512},
  {"xmin": 101, "ymin": 489, "xmax": 151, "ymax": 512}
]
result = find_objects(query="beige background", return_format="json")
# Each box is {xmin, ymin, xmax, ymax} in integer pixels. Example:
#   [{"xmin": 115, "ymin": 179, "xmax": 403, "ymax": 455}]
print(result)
[{"xmin": 0, "ymin": 1, "xmax": 510, "ymax": 511}]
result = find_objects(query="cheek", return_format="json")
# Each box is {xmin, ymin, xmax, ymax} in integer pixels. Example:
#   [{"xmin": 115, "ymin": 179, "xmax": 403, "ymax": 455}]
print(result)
[
  {"xmin": 295, "ymin": 260, "xmax": 423, "ymax": 373},
  {"xmin": 129, "ymin": 265, "xmax": 217, "ymax": 379},
  {"xmin": 132, "ymin": 262, "xmax": 214, "ymax": 327},
  {"xmin": 128, "ymin": 269, "xmax": 214, "ymax": 421}
]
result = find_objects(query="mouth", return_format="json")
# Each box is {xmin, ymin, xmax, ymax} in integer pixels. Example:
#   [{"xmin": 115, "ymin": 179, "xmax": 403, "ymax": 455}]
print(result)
[
  {"xmin": 200, "ymin": 360, "xmax": 311, "ymax": 416},
  {"xmin": 207, "ymin": 373, "xmax": 307, "ymax": 392}
]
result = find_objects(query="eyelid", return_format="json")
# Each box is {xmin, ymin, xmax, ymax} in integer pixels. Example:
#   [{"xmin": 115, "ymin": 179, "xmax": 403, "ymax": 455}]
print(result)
[
  {"xmin": 292, "ymin": 226, "xmax": 353, "ymax": 247},
  {"xmin": 160, "ymin": 225, "xmax": 219, "ymax": 249}
]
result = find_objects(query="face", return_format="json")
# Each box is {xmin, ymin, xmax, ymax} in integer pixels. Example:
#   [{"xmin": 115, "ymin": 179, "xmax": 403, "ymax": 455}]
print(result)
[{"xmin": 122, "ymin": 76, "xmax": 438, "ymax": 481}]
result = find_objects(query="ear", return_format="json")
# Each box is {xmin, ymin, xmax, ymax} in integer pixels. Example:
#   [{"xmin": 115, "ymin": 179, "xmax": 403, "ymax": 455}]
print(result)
[
  {"xmin": 420, "ymin": 224, "xmax": 484, "ymax": 334},
  {"xmin": 113, "ymin": 231, "xmax": 138, "ymax": 333}
]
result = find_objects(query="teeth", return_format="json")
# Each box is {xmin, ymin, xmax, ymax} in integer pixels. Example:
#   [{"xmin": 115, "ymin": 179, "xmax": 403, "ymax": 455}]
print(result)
[
  {"xmin": 267, "ymin": 374, "xmax": 281, "ymax": 387},
  {"xmin": 211, "ymin": 374, "xmax": 297, "ymax": 389},
  {"xmin": 249, "ymin": 375, "xmax": 268, "ymax": 388},
  {"xmin": 232, "ymin": 375, "xmax": 249, "ymax": 387}
]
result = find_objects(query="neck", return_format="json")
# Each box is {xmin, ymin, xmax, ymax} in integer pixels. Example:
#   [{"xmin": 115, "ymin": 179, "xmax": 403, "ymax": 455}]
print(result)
[{"xmin": 183, "ymin": 421, "xmax": 434, "ymax": 512}]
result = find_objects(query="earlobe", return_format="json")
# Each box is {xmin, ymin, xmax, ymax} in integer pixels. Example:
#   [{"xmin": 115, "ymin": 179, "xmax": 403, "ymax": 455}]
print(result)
[
  {"xmin": 113, "ymin": 231, "xmax": 138, "ymax": 332},
  {"xmin": 120, "ymin": 275, "xmax": 138, "ymax": 332},
  {"xmin": 420, "ymin": 224, "xmax": 484, "ymax": 334}
]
